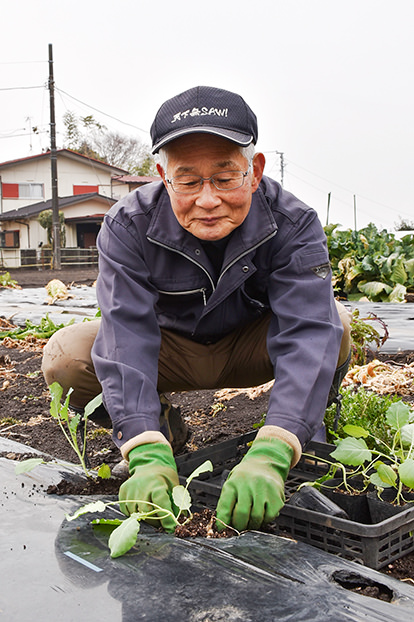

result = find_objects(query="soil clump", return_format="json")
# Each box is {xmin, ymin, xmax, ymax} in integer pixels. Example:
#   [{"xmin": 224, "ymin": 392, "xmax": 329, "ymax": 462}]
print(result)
[{"xmin": 174, "ymin": 508, "xmax": 236, "ymax": 539}]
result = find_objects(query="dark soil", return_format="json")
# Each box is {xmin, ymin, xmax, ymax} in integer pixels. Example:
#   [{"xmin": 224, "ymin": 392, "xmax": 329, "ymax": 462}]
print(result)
[
  {"xmin": 1, "ymin": 267, "xmax": 414, "ymax": 585},
  {"xmin": 3, "ymin": 267, "xmax": 99, "ymax": 288},
  {"xmin": 174, "ymin": 508, "xmax": 237, "ymax": 539},
  {"xmin": 1, "ymin": 339, "xmax": 414, "ymax": 583}
]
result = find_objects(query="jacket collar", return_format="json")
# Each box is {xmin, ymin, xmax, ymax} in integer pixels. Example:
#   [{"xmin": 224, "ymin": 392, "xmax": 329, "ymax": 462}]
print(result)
[{"xmin": 146, "ymin": 182, "xmax": 277, "ymax": 259}]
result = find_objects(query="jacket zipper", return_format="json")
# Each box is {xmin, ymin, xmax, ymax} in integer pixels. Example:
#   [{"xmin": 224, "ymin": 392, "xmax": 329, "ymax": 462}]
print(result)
[
  {"xmin": 147, "ymin": 238, "xmax": 215, "ymax": 306},
  {"xmin": 158, "ymin": 286, "xmax": 207, "ymax": 306},
  {"xmin": 217, "ymin": 230, "xmax": 277, "ymax": 286},
  {"xmin": 149, "ymin": 230, "xmax": 277, "ymax": 305}
]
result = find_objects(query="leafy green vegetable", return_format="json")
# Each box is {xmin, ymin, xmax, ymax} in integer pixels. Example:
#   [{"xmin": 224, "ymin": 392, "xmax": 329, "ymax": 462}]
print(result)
[
  {"xmin": 0, "ymin": 272, "xmax": 20, "ymax": 289},
  {"xmin": 325, "ymin": 386, "xmax": 401, "ymax": 446},
  {"xmin": 65, "ymin": 500, "xmax": 107, "ymax": 522},
  {"xmin": 0, "ymin": 313, "xmax": 75, "ymax": 340},
  {"xmin": 331, "ymin": 436, "xmax": 372, "ymax": 466},
  {"xmin": 66, "ymin": 459, "xmax": 217, "ymax": 558},
  {"xmin": 325, "ymin": 223, "xmax": 414, "ymax": 302},
  {"xmin": 109, "ymin": 514, "xmax": 141, "ymax": 558},
  {"xmin": 14, "ymin": 458, "xmax": 44, "ymax": 474},
  {"xmin": 312, "ymin": 400, "xmax": 414, "ymax": 505},
  {"xmin": 15, "ymin": 384, "xmax": 108, "ymax": 480}
]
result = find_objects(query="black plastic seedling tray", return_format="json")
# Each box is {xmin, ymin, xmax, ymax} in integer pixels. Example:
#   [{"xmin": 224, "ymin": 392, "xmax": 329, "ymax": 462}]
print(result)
[{"xmin": 176, "ymin": 433, "xmax": 414, "ymax": 570}]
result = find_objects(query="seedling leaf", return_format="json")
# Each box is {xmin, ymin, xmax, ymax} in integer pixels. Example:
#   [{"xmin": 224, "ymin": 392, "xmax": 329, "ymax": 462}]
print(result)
[
  {"xmin": 15, "ymin": 457, "xmax": 44, "ymax": 474},
  {"xmin": 92, "ymin": 518, "xmax": 123, "ymax": 526},
  {"xmin": 60, "ymin": 390, "xmax": 73, "ymax": 424},
  {"xmin": 330, "ymin": 437, "xmax": 372, "ymax": 466},
  {"xmin": 400, "ymin": 423, "xmax": 414, "ymax": 447},
  {"xmin": 186, "ymin": 459, "xmax": 213, "ymax": 485},
  {"xmin": 84, "ymin": 393, "xmax": 103, "ymax": 418},
  {"xmin": 386, "ymin": 401, "xmax": 411, "ymax": 431},
  {"xmin": 398, "ymin": 459, "xmax": 414, "ymax": 489},
  {"xmin": 172, "ymin": 485, "xmax": 192, "ymax": 512},
  {"xmin": 374, "ymin": 463, "xmax": 397, "ymax": 487},
  {"xmin": 343, "ymin": 424, "xmax": 369, "ymax": 438},
  {"xmin": 370, "ymin": 472, "xmax": 393, "ymax": 489},
  {"xmin": 97, "ymin": 463, "xmax": 111, "ymax": 479},
  {"xmin": 109, "ymin": 514, "xmax": 141, "ymax": 558},
  {"xmin": 68, "ymin": 412, "xmax": 81, "ymax": 436},
  {"xmin": 65, "ymin": 500, "xmax": 107, "ymax": 521},
  {"xmin": 49, "ymin": 382, "xmax": 63, "ymax": 418}
]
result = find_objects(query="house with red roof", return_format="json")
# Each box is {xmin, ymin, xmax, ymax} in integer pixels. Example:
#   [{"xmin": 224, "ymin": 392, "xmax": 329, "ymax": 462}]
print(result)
[{"xmin": 0, "ymin": 150, "xmax": 158, "ymax": 268}]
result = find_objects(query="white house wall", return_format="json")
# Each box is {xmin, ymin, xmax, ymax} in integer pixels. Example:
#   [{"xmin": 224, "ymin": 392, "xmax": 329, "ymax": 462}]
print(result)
[
  {"xmin": 1, "ymin": 158, "xmax": 51, "ymax": 212},
  {"xmin": 111, "ymin": 181, "xmax": 131, "ymax": 201},
  {"xmin": 1, "ymin": 198, "xmax": 108, "ymax": 252},
  {"xmin": 2, "ymin": 218, "xmax": 49, "ymax": 250},
  {"xmin": 57, "ymin": 158, "xmax": 112, "ymax": 198},
  {"xmin": 0, "ymin": 154, "xmax": 114, "ymax": 213},
  {"xmin": 62, "ymin": 202, "xmax": 106, "ymax": 219},
  {"xmin": 0, "ymin": 248, "xmax": 20, "ymax": 269},
  {"xmin": 65, "ymin": 224, "xmax": 77, "ymax": 247}
]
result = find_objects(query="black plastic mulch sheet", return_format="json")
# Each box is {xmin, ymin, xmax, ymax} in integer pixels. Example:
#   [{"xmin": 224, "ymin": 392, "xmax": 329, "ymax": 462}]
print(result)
[{"xmin": 2, "ymin": 438, "xmax": 414, "ymax": 622}]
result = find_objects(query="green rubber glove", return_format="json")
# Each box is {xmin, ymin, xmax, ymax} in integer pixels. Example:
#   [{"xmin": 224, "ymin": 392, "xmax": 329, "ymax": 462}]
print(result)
[
  {"xmin": 119, "ymin": 443, "xmax": 179, "ymax": 533},
  {"xmin": 216, "ymin": 437, "xmax": 293, "ymax": 532}
]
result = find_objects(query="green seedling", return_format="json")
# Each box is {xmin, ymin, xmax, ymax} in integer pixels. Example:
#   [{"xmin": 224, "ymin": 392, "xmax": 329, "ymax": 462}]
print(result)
[
  {"xmin": 304, "ymin": 400, "xmax": 414, "ymax": 505},
  {"xmin": 0, "ymin": 271, "xmax": 20, "ymax": 289},
  {"xmin": 65, "ymin": 459, "xmax": 215, "ymax": 558},
  {"xmin": 15, "ymin": 382, "xmax": 110, "ymax": 480},
  {"xmin": 252, "ymin": 412, "xmax": 266, "ymax": 430},
  {"xmin": 0, "ymin": 313, "xmax": 74, "ymax": 340},
  {"xmin": 210, "ymin": 401, "xmax": 226, "ymax": 416},
  {"xmin": 324, "ymin": 386, "xmax": 401, "ymax": 445}
]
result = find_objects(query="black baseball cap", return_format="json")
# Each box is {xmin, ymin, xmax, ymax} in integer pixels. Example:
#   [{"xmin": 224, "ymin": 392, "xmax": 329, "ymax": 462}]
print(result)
[{"xmin": 150, "ymin": 86, "xmax": 258, "ymax": 154}]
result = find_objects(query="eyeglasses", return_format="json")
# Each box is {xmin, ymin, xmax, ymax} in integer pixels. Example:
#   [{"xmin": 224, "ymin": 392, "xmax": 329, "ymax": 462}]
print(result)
[{"xmin": 166, "ymin": 163, "xmax": 252, "ymax": 194}]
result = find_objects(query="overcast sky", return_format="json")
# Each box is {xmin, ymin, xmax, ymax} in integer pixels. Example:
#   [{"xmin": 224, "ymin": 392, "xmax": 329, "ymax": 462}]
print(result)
[{"xmin": 1, "ymin": 0, "xmax": 413, "ymax": 232}]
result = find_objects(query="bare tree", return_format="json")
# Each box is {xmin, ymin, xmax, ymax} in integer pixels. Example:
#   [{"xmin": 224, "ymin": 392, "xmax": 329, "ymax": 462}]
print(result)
[{"xmin": 62, "ymin": 111, "xmax": 157, "ymax": 175}]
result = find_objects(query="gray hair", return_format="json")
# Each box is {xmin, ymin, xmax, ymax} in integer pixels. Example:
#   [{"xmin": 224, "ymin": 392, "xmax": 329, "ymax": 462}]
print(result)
[{"xmin": 158, "ymin": 142, "xmax": 256, "ymax": 172}]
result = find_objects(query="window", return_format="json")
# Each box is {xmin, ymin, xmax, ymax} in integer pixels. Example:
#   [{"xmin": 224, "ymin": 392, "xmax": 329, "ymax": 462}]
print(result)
[
  {"xmin": 0, "ymin": 230, "xmax": 20, "ymax": 248},
  {"xmin": 18, "ymin": 183, "xmax": 44, "ymax": 199},
  {"xmin": 2, "ymin": 182, "xmax": 44, "ymax": 199}
]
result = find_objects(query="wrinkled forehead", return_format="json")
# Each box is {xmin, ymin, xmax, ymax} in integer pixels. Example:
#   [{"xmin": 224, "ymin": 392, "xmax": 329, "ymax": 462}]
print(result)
[{"xmin": 163, "ymin": 133, "xmax": 247, "ymax": 171}]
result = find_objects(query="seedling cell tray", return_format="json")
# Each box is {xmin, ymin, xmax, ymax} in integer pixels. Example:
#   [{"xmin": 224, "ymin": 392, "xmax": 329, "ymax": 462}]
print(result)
[{"xmin": 176, "ymin": 433, "xmax": 414, "ymax": 570}]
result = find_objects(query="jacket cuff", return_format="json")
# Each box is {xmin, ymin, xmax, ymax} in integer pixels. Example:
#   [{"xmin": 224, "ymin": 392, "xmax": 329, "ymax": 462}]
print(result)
[
  {"xmin": 255, "ymin": 425, "xmax": 302, "ymax": 467},
  {"xmin": 121, "ymin": 431, "xmax": 171, "ymax": 460}
]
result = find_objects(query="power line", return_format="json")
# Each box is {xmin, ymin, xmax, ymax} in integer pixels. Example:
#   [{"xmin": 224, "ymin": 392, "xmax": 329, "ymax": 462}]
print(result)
[
  {"xmin": 284, "ymin": 167, "xmax": 413, "ymax": 225},
  {"xmin": 0, "ymin": 130, "xmax": 48, "ymax": 140},
  {"xmin": 0, "ymin": 85, "xmax": 45, "ymax": 91},
  {"xmin": 0, "ymin": 60, "xmax": 45, "ymax": 65},
  {"xmin": 284, "ymin": 157, "xmax": 404, "ymax": 214},
  {"xmin": 274, "ymin": 155, "xmax": 412, "ymax": 221},
  {"xmin": 55, "ymin": 87, "xmax": 148, "ymax": 135}
]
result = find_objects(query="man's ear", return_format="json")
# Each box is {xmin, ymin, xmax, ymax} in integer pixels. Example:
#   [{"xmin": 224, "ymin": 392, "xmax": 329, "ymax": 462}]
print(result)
[
  {"xmin": 250, "ymin": 152, "xmax": 265, "ymax": 193},
  {"xmin": 157, "ymin": 163, "xmax": 168, "ymax": 189}
]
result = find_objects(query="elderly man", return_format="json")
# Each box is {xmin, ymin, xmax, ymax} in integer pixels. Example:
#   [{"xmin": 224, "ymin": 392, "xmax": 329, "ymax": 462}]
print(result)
[{"xmin": 42, "ymin": 86, "xmax": 351, "ymax": 533}]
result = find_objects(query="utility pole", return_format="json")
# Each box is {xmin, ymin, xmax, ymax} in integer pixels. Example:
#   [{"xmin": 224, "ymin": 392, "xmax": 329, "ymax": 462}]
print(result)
[{"xmin": 48, "ymin": 43, "xmax": 61, "ymax": 269}]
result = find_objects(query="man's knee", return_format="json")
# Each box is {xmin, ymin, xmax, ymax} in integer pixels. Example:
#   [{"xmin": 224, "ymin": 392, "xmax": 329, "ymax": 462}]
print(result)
[{"xmin": 41, "ymin": 319, "xmax": 101, "ymax": 408}]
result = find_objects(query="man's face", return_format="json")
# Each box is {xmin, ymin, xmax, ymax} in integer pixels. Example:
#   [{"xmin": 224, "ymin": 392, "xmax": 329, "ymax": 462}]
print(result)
[{"xmin": 157, "ymin": 134, "xmax": 265, "ymax": 241}]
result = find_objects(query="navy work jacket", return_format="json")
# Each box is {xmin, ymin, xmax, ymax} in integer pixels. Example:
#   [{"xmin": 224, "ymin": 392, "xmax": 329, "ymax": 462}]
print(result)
[{"xmin": 92, "ymin": 176, "xmax": 343, "ymax": 450}]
